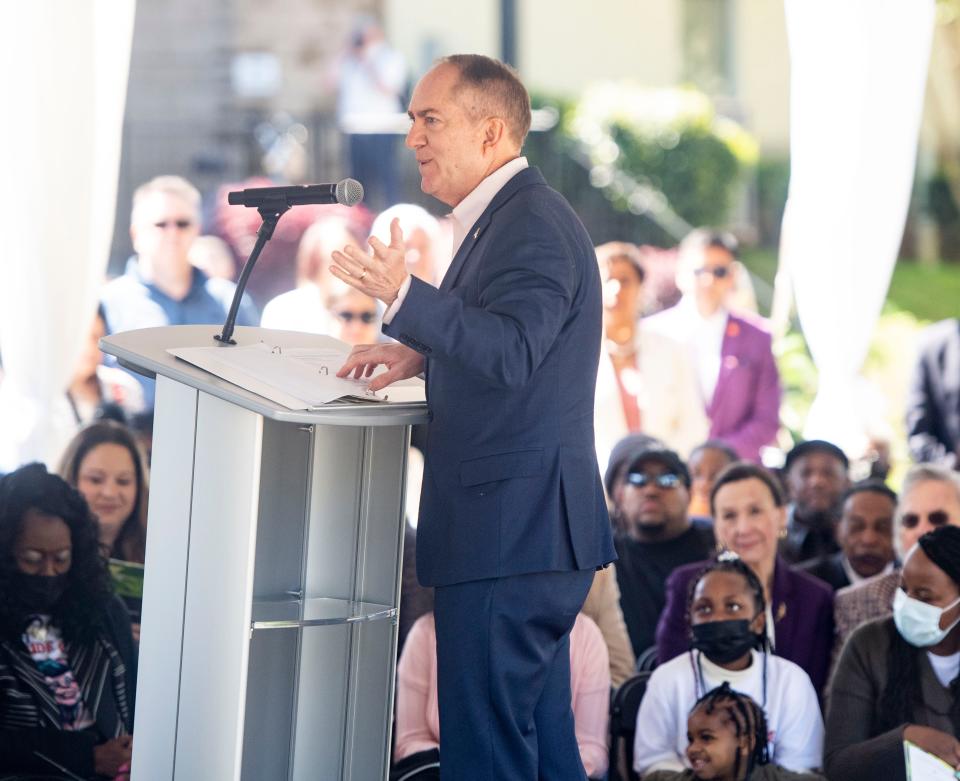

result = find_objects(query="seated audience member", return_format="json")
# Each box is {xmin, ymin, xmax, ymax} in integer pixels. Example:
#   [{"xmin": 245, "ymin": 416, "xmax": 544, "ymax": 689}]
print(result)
[
  {"xmin": 688, "ymin": 439, "xmax": 739, "ymax": 519},
  {"xmin": 635, "ymin": 556, "xmax": 823, "ymax": 776},
  {"xmin": 59, "ymin": 421, "xmax": 149, "ymax": 638},
  {"xmin": 0, "ymin": 464, "xmax": 136, "ymax": 780},
  {"xmin": 613, "ymin": 445, "xmax": 715, "ymax": 657},
  {"xmin": 369, "ymin": 204, "xmax": 446, "ymax": 285},
  {"xmin": 780, "ymin": 440, "xmax": 850, "ymax": 564},
  {"xmin": 834, "ymin": 463, "xmax": 960, "ymax": 651},
  {"xmin": 603, "ymin": 433, "xmax": 665, "ymax": 511},
  {"xmin": 582, "ymin": 561, "xmax": 636, "ymax": 687},
  {"xmin": 826, "ymin": 525, "xmax": 960, "ymax": 781},
  {"xmin": 260, "ymin": 216, "xmax": 364, "ymax": 334},
  {"xmin": 645, "ymin": 230, "xmax": 781, "ymax": 463},
  {"xmin": 395, "ymin": 611, "xmax": 610, "ymax": 779},
  {"xmin": 101, "ymin": 175, "xmax": 258, "ymax": 409},
  {"xmin": 328, "ymin": 283, "xmax": 382, "ymax": 346},
  {"xmin": 188, "ymin": 234, "xmax": 237, "ymax": 281},
  {"xmin": 644, "ymin": 685, "xmax": 826, "ymax": 781},
  {"xmin": 657, "ymin": 463, "xmax": 834, "ymax": 693},
  {"xmin": 59, "ymin": 422, "xmax": 148, "ymax": 565},
  {"xmin": 67, "ymin": 306, "xmax": 145, "ymax": 427},
  {"xmin": 799, "ymin": 481, "xmax": 897, "ymax": 592},
  {"xmin": 594, "ymin": 242, "xmax": 707, "ymax": 473}
]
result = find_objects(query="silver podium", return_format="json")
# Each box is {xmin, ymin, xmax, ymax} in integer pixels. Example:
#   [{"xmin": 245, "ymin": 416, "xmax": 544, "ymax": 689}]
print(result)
[{"xmin": 100, "ymin": 325, "xmax": 429, "ymax": 781}]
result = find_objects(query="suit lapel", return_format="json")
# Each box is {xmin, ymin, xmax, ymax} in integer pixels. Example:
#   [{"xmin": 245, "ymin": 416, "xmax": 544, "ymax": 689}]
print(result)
[
  {"xmin": 438, "ymin": 166, "xmax": 545, "ymax": 293},
  {"xmin": 708, "ymin": 315, "xmax": 739, "ymax": 417},
  {"xmin": 439, "ymin": 212, "xmax": 492, "ymax": 293},
  {"xmin": 770, "ymin": 557, "xmax": 792, "ymax": 651}
]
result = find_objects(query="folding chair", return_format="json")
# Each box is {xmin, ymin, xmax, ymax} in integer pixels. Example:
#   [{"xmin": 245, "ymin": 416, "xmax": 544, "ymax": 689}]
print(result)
[{"xmin": 608, "ymin": 671, "xmax": 652, "ymax": 781}]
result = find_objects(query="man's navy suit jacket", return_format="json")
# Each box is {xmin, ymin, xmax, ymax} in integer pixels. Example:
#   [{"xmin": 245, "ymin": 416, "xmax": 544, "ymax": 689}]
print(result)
[{"xmin": 384, "ymin": 166, "xmax": 616, "ymax": 587}]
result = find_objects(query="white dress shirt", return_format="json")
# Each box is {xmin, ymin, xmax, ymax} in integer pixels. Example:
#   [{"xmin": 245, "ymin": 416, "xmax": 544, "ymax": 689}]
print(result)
[
  {"xmin": 690, "ymin": 301, "xmax": 727, "ymax": 404},
  {"xmin": 384, "ymin": 156, "xmax": 529, "ymax": 324},
  {"xmin": 841, "ymin": 556, "xmax": 896, "ymax": 588}
]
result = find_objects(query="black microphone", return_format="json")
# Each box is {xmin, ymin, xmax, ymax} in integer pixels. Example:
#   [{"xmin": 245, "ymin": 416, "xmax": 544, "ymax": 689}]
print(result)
[{"xmin": 227, "ymin": 178, "xmax": 364, "ymax": 208}]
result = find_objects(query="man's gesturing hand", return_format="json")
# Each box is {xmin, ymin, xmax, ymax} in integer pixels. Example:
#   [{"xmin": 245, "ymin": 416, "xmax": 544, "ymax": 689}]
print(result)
[
  {"xmin": 338, "ymin": 343, "xmax": 425, "ymax": 393},
  {"xmin": 330, "ymin": 217, "xmax": 409, "ymax": 306}
]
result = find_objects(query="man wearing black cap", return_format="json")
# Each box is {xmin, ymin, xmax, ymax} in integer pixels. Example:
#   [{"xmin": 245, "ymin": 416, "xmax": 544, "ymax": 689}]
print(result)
[
  {"xmin": 612, "ymin": 444, "xmax": 715, "ymax": 657},
  {"xmin": 781, "ymin": 439, "xmax": 850, "ymax": 564}
]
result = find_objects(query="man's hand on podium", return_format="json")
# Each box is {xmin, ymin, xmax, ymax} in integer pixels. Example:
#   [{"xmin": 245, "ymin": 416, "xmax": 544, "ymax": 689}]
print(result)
[{"xmin": 338, "ymin": 343, "xmax": 425, "ymax": 393}]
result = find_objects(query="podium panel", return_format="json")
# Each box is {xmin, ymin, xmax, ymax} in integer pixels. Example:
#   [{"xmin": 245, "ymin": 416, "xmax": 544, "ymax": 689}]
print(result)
[{"xmin": 107, "ymin": 327, "xmax": 428, "ymax": 781}]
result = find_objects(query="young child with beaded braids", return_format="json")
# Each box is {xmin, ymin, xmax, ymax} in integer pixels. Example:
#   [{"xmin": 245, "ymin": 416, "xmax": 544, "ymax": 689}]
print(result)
[
  {"xmin": 634, "ymin": 555, "xmax": 824, "ymax": 776},
  {"xmin": 826, "ymin": 525, "xmax": 960, "ymax": 780},
  {"xmin": 644, "ymin": 683, "xmax": 825, "ymax": 781}
]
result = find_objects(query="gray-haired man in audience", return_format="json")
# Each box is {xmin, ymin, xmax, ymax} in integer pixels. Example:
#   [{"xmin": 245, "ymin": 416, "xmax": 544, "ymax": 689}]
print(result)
[{"xmin": 834, "ymin": 464, "xmax": 960, "ymax": 651}]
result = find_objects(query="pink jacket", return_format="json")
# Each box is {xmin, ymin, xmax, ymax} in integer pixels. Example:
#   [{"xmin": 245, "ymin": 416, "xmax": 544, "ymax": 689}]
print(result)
[{"xmin": 395, "ymin": 612, "xmax": 611, "ymax": 777}]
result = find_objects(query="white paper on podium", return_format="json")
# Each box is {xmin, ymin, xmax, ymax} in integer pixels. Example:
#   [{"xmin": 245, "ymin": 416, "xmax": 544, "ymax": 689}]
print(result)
[
  {"xmin": 168, "ymin": 340, "xmax": 424, "ymax": 410},
  {"xmin": 904, "ymin": 740, "xmax": 960, "ymax": 780}
]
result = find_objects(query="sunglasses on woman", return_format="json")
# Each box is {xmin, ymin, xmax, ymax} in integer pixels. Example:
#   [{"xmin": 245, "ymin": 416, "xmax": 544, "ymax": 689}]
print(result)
[
  {"xmin": 335, "ymin": 310, "xmax": 378, "ymax": 324},
  {"xmin": 693, "ymin": 266, "xmax": 731, "ymax": 279}
]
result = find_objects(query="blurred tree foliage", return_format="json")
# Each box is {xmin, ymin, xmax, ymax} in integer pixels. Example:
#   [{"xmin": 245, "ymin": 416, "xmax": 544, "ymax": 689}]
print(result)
[{"xmin": 526, "ymin": 85, "xmax": 757, "ymax": 245}]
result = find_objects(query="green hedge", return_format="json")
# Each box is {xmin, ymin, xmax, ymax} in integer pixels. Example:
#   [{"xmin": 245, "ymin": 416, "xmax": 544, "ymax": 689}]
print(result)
[{"xmin": 562, "ymin": 83, "xmax": 758, "ymax": 231}]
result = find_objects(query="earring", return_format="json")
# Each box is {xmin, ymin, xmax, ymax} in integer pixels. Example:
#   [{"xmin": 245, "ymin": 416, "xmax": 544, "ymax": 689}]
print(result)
[{"xmin": 778, "ymin": 527, "xmax": 788, "ymax": 540}]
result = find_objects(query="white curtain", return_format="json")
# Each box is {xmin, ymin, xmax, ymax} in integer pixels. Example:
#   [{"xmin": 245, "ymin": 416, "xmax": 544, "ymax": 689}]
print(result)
[
  {"xmin": 0, "ymin": 1, "xmax": 136, "ymax": 471},
  {"xmin": 780, "ymin": 0, "xmax": 935, "ymax": 454}
]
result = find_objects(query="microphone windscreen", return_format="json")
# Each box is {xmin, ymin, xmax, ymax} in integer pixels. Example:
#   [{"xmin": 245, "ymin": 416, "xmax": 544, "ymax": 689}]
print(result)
[{"xmin": 336, "ymin": 178, "xmax": 364, "ymax": 206}]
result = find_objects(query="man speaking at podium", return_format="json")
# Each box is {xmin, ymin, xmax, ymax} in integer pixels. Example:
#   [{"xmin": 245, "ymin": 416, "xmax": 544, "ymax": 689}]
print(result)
[{"xmin": 333, "ymin": 54, "xmax": 615, "ymax": 780}]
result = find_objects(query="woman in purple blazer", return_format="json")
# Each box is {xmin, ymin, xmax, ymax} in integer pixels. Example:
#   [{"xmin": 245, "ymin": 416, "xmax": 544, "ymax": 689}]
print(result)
[{"xmin": 655, "ymin": 462, "xmax": 834, "ymax": 693}]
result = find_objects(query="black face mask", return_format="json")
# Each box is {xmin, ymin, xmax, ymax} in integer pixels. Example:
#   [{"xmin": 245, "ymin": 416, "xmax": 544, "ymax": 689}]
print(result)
[
  {"xmin": 13, "ymin": 573, "xmax": 69, "ymax": 613},
  {"xmin": 691, "ymin": 619, "xmax": 758, "ymax": 664}
]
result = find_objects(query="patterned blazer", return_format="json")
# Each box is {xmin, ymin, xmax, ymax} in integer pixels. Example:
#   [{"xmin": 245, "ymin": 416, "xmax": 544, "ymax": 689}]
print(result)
[
  {"xmin": 833, "ymin": 569, "xmax": 899, "ymax": 656},
  {"xmin": 0, "ymin": 596, "xmax": 136, "ymax": 778}
]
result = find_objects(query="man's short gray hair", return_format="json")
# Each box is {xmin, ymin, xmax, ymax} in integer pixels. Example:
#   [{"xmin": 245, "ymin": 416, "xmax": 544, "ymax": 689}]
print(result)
[
  {"xmin": 131, "ymin": 175, "xmax": 201, "ymax": 225},
  {"xmin": 438, "ymin": 54, "xmax": 532, "ymax": 148},
  {"xmin": 898, "ymin": 462, "xmax": 960, "ymax": 525}
]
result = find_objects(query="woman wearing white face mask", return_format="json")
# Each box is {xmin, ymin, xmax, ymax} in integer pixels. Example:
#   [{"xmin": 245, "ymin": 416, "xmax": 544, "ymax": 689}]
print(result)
[{"xmin": 825, "ymin": 525, "xmax": 960, "ymax": 781}]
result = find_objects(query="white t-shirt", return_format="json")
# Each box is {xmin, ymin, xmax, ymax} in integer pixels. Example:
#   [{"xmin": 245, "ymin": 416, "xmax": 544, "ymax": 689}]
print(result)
[
  {"xmin": 927, "ymin": 650, "xmax": 960, "ymax": 688},
  {"xmin": 260, "ymin": 284, "xmax": 332, "ymax": 335},
  {"xmin": 633, "ymin": 649, "xmax": 823, "ymax": 775}
]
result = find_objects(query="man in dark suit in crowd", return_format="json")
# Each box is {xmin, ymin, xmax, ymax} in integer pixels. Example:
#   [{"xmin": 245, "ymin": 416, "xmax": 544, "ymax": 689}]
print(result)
[
  {"xmin": 333, "ymin": 54, "xmax": 615, "ymax": 780},
  {"xmin": 780, "ymin": 439, "xmax": 850, "ymax": 563},
  {"xmin": 800, "ymin": 480, "xmax": 897, "ymax": 591},
  {"xmin": 907, "ymin": 319, "xmax": 960, "ymax": 467}
]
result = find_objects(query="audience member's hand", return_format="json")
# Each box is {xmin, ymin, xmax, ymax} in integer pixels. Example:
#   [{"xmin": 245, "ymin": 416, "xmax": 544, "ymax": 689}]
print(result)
[
  {"xmin": 330, "ymin": 218, "xmax": 409, "ymax": 306},
  {"xmin": 337, "ymin": 343, "xmax": 424, "ymax": 392},
  {"xmin": 94, "ymin": 736, "xmax": 133, "ymax": 777},
  {"xmin": 131, "ymin": 622, "xmax": 141, "ymax": 644},
  {"xmin": 905, "ymin": 724, "xmax": 960, "ymax": 768}
]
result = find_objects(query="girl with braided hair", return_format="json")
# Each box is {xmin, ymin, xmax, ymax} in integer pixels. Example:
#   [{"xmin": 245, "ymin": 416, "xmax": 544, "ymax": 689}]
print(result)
[
  {"xmin": 645, "ymin": 683, "xmax": 826, "ymax": 781},
  {"xmin": 634, "ymin": 555, "xmax": 823, "ymax": 777},
  {"xmin": 826, "ymin": 524, "xmax": 960, "ymax": 780}
]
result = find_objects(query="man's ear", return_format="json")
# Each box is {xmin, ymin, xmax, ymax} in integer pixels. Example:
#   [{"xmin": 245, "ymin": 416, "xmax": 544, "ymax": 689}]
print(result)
[{"xmin": 481, "ymin": 117, "xmax": 507, "ymax": 152}]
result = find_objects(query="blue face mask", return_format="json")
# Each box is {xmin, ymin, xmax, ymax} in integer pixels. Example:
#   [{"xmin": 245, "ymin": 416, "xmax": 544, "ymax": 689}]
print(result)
[{"xmin": 893, "ymin": 588, "xmax": 960, "ymax": 648}]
